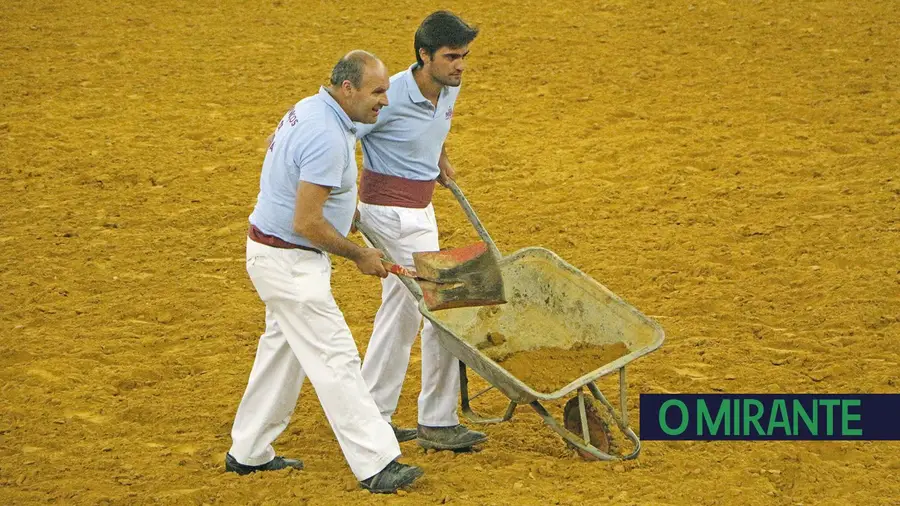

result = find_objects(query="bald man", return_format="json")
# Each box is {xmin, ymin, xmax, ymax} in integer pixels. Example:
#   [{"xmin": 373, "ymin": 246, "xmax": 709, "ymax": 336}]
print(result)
[{"xmin": 225, "ymin": 51, "xmax": 423, "ymax": 494}]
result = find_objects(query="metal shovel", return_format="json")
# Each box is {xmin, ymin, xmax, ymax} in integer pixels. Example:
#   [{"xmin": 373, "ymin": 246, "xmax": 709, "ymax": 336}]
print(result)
[{"xmin": 355, "ymin": 179, "xmax": 506, "ymax": 312}]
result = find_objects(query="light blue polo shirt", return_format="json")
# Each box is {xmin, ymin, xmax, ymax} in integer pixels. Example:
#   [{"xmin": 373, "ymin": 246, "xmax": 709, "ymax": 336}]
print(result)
[
  {"xmin": 355, "ymin": 63, "xmax": 460, "ymax": 181},
  {"xmin": 249, "ymin": 87, "xmax": 358, "ymax": 249}
]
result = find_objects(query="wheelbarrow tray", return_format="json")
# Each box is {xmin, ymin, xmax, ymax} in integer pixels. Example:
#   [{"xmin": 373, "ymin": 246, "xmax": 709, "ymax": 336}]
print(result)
[{"xmin": 420, "ymin": 247, "xmax": 665, "ymax": 404}]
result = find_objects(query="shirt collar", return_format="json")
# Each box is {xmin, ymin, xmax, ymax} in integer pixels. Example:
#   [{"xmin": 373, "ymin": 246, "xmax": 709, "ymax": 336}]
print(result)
[
  {"xmin": 405, "ymin": 64, "xmax": 429, "ymax": 104},
  {"xmin": 318, "ymin": 86, "xmax": 357, "ymax": 134}
]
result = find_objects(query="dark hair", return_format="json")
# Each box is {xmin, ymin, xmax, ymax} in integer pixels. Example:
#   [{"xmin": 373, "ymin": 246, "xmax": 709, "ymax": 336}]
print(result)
[
  {"xmin": 414, "ymin": 11, "xmax": 479, "ymax": 66},
  {"xmin": 330, "ymin": 50, "xmax": 377, "ymax": 88}
]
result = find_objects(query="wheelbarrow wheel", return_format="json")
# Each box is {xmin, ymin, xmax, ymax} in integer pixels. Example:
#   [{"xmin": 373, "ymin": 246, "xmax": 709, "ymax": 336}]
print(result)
[{"xmin": 563, "ymin": 396, "xmax": 614, "ymax": 461}]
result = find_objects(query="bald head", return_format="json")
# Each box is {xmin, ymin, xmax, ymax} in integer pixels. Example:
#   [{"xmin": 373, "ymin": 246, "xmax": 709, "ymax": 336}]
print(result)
[
  {"xmin": 330, "ymin": 50, "xmax": 383, "ymax": 89},
  {"xmin": 328, "ymin": 50, "xmax": 390, "ymax": 124}
]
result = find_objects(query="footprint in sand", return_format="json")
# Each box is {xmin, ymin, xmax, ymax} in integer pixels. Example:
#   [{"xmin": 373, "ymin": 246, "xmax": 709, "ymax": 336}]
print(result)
[{"xmin": 672, "ymin": 367, "xmax": 709, "ymax": 381}]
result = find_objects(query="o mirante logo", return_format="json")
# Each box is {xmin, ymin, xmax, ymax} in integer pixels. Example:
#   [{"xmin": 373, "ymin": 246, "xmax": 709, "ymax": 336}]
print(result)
[{"xmin": 639, "ymin": 394, "xmax": 900, "ymax": 440}]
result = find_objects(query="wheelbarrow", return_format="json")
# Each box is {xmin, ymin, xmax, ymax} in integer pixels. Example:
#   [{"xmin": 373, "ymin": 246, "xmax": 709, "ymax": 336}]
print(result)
[{"xmin": 356, "ymin": 180, "xmax": 665, "ymax": 461}]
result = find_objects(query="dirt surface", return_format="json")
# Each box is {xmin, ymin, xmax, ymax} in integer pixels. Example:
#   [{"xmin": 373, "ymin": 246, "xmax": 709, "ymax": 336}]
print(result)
[
  {"xmin": 497, "ymin": 343, "xmax": 630, "ymax": 394},
  {"xmin": 2, "ymin": 0, "xmax": 899, "ymax": 504}
]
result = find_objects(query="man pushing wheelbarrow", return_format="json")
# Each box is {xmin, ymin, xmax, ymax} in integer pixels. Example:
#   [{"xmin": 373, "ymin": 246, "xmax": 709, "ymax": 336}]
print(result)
[
  {"xmin": 354, "ymin": 9, "xmax": 663, "ymax": 462},
  {"xmin": 352, "ymin": 10, "xmax": 492, "ymax": 451}
]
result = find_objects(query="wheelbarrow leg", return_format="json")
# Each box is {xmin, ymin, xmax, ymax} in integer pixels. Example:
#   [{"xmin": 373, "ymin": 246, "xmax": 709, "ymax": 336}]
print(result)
[
  {"xmin": 586, "ymin": 367, "xmax": 642, "ymax": 460},
  {"xmin": 577, "ymin": 388, "xmax": 592, "ymax": 444},
  {"xmin": 459, "ymin": 362, "xmax": 516, "ymax": 424}
]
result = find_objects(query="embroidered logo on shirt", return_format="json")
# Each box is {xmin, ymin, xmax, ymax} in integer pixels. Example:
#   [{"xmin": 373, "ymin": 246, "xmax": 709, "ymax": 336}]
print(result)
[{"xmin": 445, "ymin": 107, "xmax": 454, "ymax": 120}]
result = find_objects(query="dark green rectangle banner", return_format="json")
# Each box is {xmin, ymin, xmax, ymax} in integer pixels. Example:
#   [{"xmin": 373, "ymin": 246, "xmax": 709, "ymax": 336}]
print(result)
[{"xmin": 639, "ymin": 394, "xmax": 900, "ymax": 440}]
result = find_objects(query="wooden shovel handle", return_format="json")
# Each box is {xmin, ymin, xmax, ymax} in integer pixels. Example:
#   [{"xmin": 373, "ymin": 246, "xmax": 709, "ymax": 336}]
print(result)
[{"xmin": 355, "ymin": 217, "xmax": 425, "ymax": 302}]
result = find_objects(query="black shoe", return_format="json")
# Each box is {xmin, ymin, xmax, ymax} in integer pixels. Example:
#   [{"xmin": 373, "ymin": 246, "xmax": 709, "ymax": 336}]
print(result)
[
  {"xmin": 391, "ymin": 423, "xmax": 418, "ymax": 443},
  {"xmin": 225, "ymin": 453, "xmax": 304, "ymax": 475},
  {"xmin": 417, "ymin": 424, "xmax": 488, "ymax": 451},
  {"xmin": 359, "ymin": 460, "xmax": 424, "ymax": 494}
]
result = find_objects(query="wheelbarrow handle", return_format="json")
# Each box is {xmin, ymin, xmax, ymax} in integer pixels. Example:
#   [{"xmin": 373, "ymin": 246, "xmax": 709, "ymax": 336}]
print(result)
[
  {"xmin": 443, "ymin": 179, "xmax": 502, "ymax": 261},
  {"xmin": 354, "ymin": 218, "xmax": 425, "ymax": 302}
]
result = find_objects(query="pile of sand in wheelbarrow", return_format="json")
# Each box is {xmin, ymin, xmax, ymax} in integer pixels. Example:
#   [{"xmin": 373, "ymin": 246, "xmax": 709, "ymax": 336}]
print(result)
[{"xmin": 477, "ymin": 335, "xmax": 630, "ymax": 394}]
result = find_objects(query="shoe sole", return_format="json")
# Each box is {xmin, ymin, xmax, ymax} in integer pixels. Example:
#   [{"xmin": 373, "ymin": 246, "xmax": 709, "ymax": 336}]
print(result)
[
  {"xmin": 225, "ymin": 458, "xmax": 304, "ymax": 475},
  {"xmin": 361, "ymin": 467, "xmax": 425, "ymax": 494},
  {"xmin": 417, "ymin": 435, "xmax": 488, "ymax": 451}
]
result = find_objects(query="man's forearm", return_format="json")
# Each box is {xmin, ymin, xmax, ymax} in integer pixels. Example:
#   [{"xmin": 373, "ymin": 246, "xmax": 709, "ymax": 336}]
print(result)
[
  {"xmin": 437, "ymin": 144, "xmax": 456, "ymax": 186},
  {"xmin": 296, "ymin": 217, "xmax": 363, "ymax": 261},
  {"xmin": 438, "ymin": 144, "xmax": 451, "ymax": 171}
]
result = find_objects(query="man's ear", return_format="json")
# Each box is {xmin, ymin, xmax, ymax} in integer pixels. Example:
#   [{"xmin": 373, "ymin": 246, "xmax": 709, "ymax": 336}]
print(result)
[
  {"xmin": 339, "ymin": 80, "xmax": 352, "ymax": 96},
  {"xmin": 419, "ymin": 48, "xmax": 430, "ymax": 65}
]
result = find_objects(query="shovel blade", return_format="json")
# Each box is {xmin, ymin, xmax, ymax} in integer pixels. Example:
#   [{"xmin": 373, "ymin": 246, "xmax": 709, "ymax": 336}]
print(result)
[{"xmin": 413, "ymin": 242, "xmax": 506, "ymax": 311}]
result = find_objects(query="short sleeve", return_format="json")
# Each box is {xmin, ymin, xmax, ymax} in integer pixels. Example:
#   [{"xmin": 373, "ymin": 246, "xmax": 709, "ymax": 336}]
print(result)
[{"xmin": 291, "ymin": 130, "xmax": 346, "ymax": 188}]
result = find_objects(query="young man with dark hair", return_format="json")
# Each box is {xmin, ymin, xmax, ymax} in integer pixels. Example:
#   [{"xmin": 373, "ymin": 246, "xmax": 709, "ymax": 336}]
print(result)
[{"xmin": 354, "ymin": 12, "xmax": 488, "ymax": 451}]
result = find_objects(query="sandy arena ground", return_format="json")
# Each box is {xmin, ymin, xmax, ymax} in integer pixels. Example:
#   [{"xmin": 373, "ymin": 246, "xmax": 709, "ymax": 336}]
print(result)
[{"xmin": 1, "ymin": 0, "xmax": 898, "ymax": 504}]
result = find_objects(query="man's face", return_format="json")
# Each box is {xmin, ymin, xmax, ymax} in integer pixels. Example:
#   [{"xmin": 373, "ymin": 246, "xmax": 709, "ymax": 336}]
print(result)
[
  {"xmin": 423, "ymin": 45, "xmax": 470, "ymax": 87},
  {"xmin": 347, "ymin": 62, "xmax": 390, "ymax": 124}
]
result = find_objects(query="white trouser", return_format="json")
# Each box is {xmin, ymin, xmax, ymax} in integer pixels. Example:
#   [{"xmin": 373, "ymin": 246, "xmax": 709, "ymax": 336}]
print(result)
[
  {"xmin": 229, "ymin": 239, "xmax": 400, "ymax": 481},
  {"xmin": 358, "ymin": 202, "xmax": 460, "ymax": 427}
]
